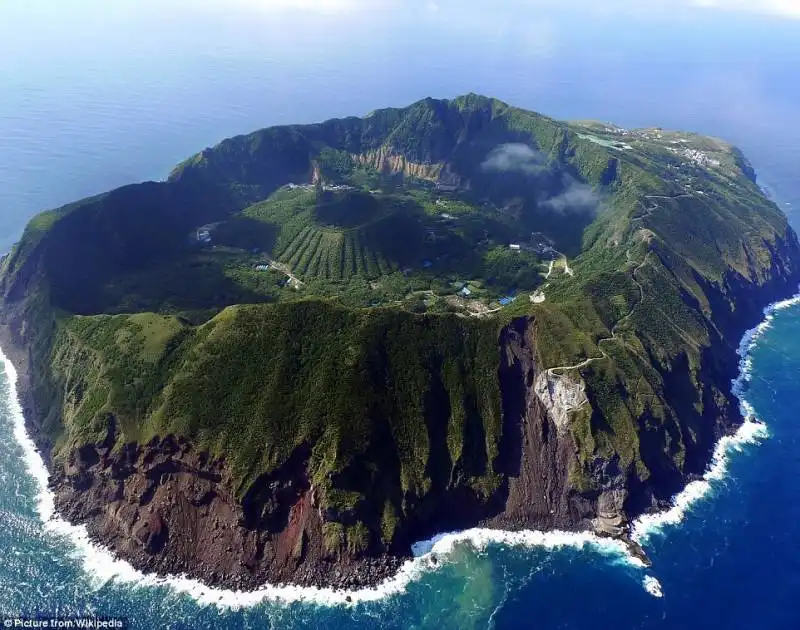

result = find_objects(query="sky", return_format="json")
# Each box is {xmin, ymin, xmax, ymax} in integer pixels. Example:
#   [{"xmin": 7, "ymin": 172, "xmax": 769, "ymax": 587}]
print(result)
[{"xmin": 207, "ymin": 0, "xmax": 800, "ymax": 19}]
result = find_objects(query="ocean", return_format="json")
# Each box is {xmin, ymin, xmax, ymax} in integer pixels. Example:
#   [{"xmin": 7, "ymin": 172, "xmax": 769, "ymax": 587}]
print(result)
[{"xmin": 1, "ymin": 2, "xmax": 799, "ymax": 628}]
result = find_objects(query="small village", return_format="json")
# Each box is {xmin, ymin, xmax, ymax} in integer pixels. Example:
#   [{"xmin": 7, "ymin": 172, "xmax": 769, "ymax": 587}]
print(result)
[{"xmin": 191, "ymin": 190, "xmax": 574, "ymax": 318}]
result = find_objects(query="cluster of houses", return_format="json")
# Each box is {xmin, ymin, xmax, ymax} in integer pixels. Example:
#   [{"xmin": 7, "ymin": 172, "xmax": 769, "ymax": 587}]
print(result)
[
  {"xmin": 286, "ymin": 182, "xmax": 355, "ymax": 192},
  {"xmin": 435, "ymin": 172, "xmax": 461, "ymax": 193},
  {"xmin": 507, "ymin": 233, "xmax": 558, "ymax": 259},
  {"xmin": 452, "ymin": 279, "xmax": 516, "ymax": 307}
]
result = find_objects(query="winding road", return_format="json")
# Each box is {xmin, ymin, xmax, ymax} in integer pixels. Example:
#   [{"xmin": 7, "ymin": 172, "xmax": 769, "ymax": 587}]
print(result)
[{"xmin": 546, "ymin": 192, "xmax": 694, "ymax": 376}]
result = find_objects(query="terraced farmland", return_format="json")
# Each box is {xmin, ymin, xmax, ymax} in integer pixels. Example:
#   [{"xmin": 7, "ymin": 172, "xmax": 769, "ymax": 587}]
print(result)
[
  {"xmin": 220, "ymin": 184, "xmax": 524, "ymax": 284},
  {"xmin": 232, "ymin": 187, "xmax": 431, "ymax": 281},
  {"xmin": 277, "ymin": 223, "xmax": 408, "ymax": 280}
]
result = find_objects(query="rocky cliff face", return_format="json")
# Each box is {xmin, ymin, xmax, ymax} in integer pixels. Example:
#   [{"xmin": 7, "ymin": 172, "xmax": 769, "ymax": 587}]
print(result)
[
  {"xmin": 623, "ymin": 229, "xmax": 800, "ymax": 518},
  {"xmin": 52, "ymin": 431, "xmax": 404, "ymax": 590},
  {"xmin": 44, "ymin": 315, "xmax": 585, "ymax": 589},
  {"xmin": 488, "ymin": 319, "xmax": 595, "ymax": 531},
  {"xmin": 40, "ymin": 308, "xmax": 686, "ymax": 589},
  {"xmin": 352, "ymin": 149, "xmax": 445, "ymax": 182}
]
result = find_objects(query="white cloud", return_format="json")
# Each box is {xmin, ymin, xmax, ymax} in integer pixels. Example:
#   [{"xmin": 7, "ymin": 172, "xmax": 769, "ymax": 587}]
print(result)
[
  {"xmin": 194, "ymin": 0, "xmax": 800, "ymax": 20},
  {"xmin": 542, "ymin": 175, "xmax": 602, "ymax": 215},
  {"xmin": 482, "ymin": 144, "xmax": 546, "ymax": 174},
  {"xmin": 691, "ymin": 0, "xmax": 800, "ymax": 19},
  {"xmin": 204, "ymin": 0, "xmax": 371, "ymax": 14}
]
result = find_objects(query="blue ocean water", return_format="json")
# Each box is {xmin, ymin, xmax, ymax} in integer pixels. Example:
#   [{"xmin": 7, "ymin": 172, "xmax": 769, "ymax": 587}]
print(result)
[{"xmin": 1, "ymin": 3, "xmax": 800, "ymax": 628}]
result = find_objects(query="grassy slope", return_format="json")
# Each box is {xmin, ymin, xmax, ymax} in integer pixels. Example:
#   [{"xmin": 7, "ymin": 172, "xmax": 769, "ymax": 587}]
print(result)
[{"xmin": 49, "ymin": 301, "xmax": 503, "ymax": 547}]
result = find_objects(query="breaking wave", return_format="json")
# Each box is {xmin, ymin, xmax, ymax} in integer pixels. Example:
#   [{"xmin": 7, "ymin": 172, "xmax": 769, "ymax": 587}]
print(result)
[
  {"xmin": 642, "ymin": 575, "xmax": 663, "ymax": 598},
  {"xmin": 0, "ymin": 351, "xmax": 643, "ymax": 609},
  {"xmin": 632, "ymin": 290, "xmax": 800, "ymax": 543},
  {"xmin": 2, "ymin": 289, "xmax": 796, "ymax": 609}
]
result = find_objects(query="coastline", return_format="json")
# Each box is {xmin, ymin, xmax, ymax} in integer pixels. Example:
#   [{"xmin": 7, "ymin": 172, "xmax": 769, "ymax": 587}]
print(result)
[
  {"xmin": 3, "ymin": 289, "xmax": 797, "ymax": 608},
  {"xmin": 0, "ymin": 345, "xmax": 644, "ymax": 607}
]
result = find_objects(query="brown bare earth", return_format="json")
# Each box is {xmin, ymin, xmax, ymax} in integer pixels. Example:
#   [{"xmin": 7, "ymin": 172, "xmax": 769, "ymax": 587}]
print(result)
[
  {"xmin": 41, "ymin": 316, "xmax": 648, "ymax": 591},
  {"xmin": 52, "ymin": 432, "xmax": 403, "ymax": 590}
]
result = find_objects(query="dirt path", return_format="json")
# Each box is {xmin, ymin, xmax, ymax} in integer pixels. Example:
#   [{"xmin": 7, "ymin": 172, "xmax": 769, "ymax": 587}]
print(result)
[
  {"xmin": 547, "ymin": 193, "xmax": 694, "ymax": 375},
  {"xmin": 547, "ymin": 201, "xmax": 659, "ymax": 376},
  {"xmin": 265, "ymin": 258, "xmax": 305, "ymax": 287}
]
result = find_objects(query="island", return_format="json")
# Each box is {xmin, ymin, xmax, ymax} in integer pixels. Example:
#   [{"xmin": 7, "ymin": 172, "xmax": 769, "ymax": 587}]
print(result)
[{"xmin": 1, "ymin": 94, "xmax": 798, "ymax": 590}]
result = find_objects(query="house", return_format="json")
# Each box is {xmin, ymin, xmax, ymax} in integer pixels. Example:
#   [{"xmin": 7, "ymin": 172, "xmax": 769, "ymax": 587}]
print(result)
[
  {"xmin": 197, "ymin": 229, "xmax": 212, "ymax": 243},
  {"xmin": 509, "ymin": 244, "xmax": 521, "ymax": 251},
  {"xmin": 435, "ymin": 172, "xmax": 461, "ymax": 193},
  {"xmin": 499, "ymin": 296, "xmax": 517, "ymax": 306},
  {"xmin": 459, "ymin": 287, "xmax": 472, "ymax": 297},
  {"xmin": 255, "ymin": 264, "xmax": 270, "ymax": 271}
]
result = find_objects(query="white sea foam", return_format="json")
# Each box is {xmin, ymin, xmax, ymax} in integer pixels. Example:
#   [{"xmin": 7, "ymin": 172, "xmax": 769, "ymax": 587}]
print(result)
[
  {"xmin": 642, "ymin": 575, "xmax": 663, "ymax": 598},
  {"xmin": 410, "ymin": 527, "xmax": 641, "ymax": 566},
  {"xmin": 633, "ymin": 289, "xmax": 799, "ymax": 542},
  {"xmin": 0, "ymin": 349, "xmax": 642, "ymax": 609},
  {"xmin": 631, "ymin": 417, "xmax": 768, "ymax": 541},
  {"xmin": 2, "ymin": 289, "xmax": 797, "ymax": 608}
]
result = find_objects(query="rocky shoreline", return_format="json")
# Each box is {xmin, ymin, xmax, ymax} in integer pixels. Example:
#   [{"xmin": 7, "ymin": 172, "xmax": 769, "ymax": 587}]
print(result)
[
  {"xmin": 51, "ymin": 432, "xmax": 407, "ymax": 592},
  {"xmin": 0, "ymin": 305, "xmax": 594, "ymax": 592},
  {"xmin": 0, "ymin": 324, "xmax": 719, "ymax": 592},
  {"xmin": 0, "ymin": 311, "xmax": 404, "ymax": 591}
]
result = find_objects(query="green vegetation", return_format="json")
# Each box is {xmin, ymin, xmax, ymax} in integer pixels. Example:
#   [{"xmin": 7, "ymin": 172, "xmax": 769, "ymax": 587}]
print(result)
[
  {"xmin": 46, "ymin": 301, "xmax": 503, "ymax": 545},
  {"xmin": 3, "ymin": 93, "xmax": 797, "ymax": 549}
]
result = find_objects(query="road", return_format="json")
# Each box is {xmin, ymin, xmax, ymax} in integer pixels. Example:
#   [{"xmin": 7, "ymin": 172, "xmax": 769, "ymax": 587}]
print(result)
[
  {"xmin": 546, "ymin": 196, "xmax": 675, "ymax": 376},
  {"xmin": 264, "ymin": 258, "xmax": 305, "ymax": 287}
]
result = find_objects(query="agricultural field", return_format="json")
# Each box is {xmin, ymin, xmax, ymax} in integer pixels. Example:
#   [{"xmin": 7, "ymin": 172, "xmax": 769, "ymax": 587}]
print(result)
[{"xmin": 196, "ymin": 182, "xmax": 551, "ymax": 313}]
